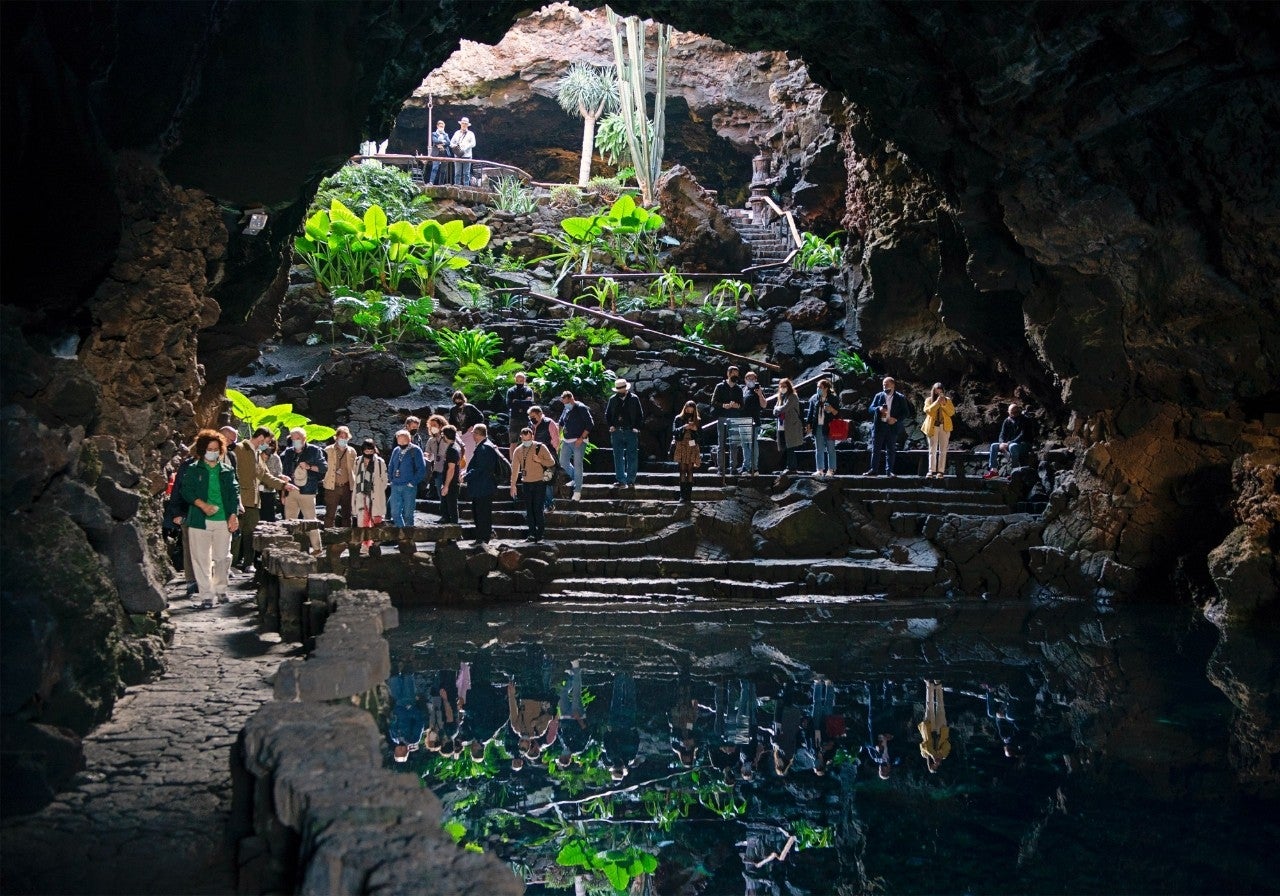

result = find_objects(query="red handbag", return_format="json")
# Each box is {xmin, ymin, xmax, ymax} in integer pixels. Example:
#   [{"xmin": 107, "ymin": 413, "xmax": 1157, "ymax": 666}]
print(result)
[{"xmin": 828, "ymin": 418, "xmax": 850, "ymax": 441}]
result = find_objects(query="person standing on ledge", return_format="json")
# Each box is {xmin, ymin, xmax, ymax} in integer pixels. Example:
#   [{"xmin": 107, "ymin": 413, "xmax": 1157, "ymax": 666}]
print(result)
[
  {"xmin": 806, "ymin": 378, "xmax": 840, "ymax": 479},
  {"xmin": 450, "ymin": 116, "xmax": 476, "ymax": 186},
  {"xmin": 387, "ymin": 428, "xmax": 425, "ymax": 530},
  {"xmin": 279, "ymin": 427, "xmax": 327, "ymax": 556},
  {"xmin": 510, "ymin": 426, "xmax": 556, "ymax": 542},
  {"xmin": 321, "ymin": 425, "xmax": 356, "ymax": 528},
  {"xmin": 428, "ymin": 119, "xmax": 451, "ymax": 185},
  {"xmin": 864, "ymin": 376, "xmax": 909, "ymax": 477},
  {"xmin": 605, "ymin": 377, "xmax": 644, "ymax": 492},
  {"xmin": 672, "ymin": 401, "xmax": 702, "ymax": 503},
  {"xmin": 464, "ymin": 423, "xmax": 504, "ymax": 544},
  {"xmin": 557, "ymin": 391, "xmax": 593, "ymax": 502},
  {"xmin": 921, "ymin": 382, "xmax": 955, "ymax": 480}
]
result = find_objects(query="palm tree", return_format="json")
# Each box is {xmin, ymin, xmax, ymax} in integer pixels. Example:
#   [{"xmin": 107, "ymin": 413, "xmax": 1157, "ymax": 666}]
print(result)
[{"xmin": 556, "ymin": 63, "xmax": 619, "ymax": 187}]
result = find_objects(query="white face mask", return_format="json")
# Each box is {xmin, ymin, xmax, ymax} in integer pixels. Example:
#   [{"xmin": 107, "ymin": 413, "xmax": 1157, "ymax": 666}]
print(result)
[
  {"xmin": 292, "ymin": 439, "xmax": 304, "ymax": 449},
  {"xmin": 336, "ymin": 438, "xmax": 348, "ymax": 448},
  {"xmin": 204, "ymin": 450, "xmax": 220, "ymax": 463},
  {"xmin": 429, "ymin": 426, "xmax": 440, "ymax": 436}
]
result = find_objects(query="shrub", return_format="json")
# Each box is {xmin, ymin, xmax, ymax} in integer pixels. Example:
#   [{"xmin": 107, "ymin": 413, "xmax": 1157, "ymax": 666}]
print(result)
[
  {"xmin": 833, "ymin": 348, "xmax": 871, "ymax": 376},
  {"xmin": 226, "ymin": 389, "xmax": 335, "ymax": 442},
  {"xmin": 557, "ymin": 317, "xmax": 631, "ymax": 347},
  {"xmin": 310, "ymin": 160, "xmax": 431, "ymax": 223},
  {"xmin": 429, "ymin": 327, "xmax": 502, "ymax": 369},
  {"xmin": 453, "ymin": 357, "xmax": 523, "ymax": 399},
  {"xmin": 532, "ymin": 347, "xmax": 615, "ymax": 400},
  {"xmin": 492, "ymin": 175, "xmax": 537, "ymax": 215},
  {"xmin": 794, "ymin": 230, "xmax": 843, "ymax": 271},
  {"xmin": 332, "ymin": 290, "xmax": 434, "ymax": 349},
  {"xmin": 549, "ymin": 184, "xmax": 584, "ymax": 208}
]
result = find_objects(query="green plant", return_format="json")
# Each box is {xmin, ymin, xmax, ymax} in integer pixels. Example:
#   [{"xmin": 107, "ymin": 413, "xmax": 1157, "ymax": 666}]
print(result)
[
  {"xmin": 558, "ymin": 317, "xmax": 630, "ymax": 347},
  {"xmin": 476, "ymin": 246, "xmax": 529, "ymax": 272},
  {"xmin": 578, "ymin": 277, "xmax": 619, "ymax": 312},
  {"xmin": 310, "ymin": 160, "xmax": 432, "ymax": 223},
  {"xmin": 332, "ymin": 289, "xmax": 434, "ymax": 348},
  {"xmin": 794, "ymin": 230, "xmax": 843, "ymax": 271},
  {"xmin": 549, "ymin": 184, "xmax": 584, "ymax": 208},
  {"xmin": 429, "ymin": 327, "xmax": 502, "ymax": 369},
  {"xmin": 453, "ymin": 357, "xmax": 523, "ymax": 398},
  {"xmin": 833, "ymin": 348, "xmax": 871, "ymax": 376},
  {"xmin": 653, "ymin": 267, "xmax": 695, "ymax": 309},
  {"xmin": 294, "ymin": 199, "xmax": 491, "ymax": 295},
  {"xmin": 532, "ymin": 347, "xmax": 615, "ymax": 400},
  {"xmin": 556, "ymin": 839, "xmax": 658, "ymax": 894},
  {"xmin": 694, "ymin": 294, "xmax": 739, "ymax": 330},
  {"xmin": 556, "ymin": 63, "xmax": 619, "ymax": 187},
  {"xmin": 790, "ymin": 820, "xmax": 835, "ymax": 850},
  {"xmin": 680, "ymin": 321, "xmax": 723, "ymax": 354},
  {"xmin": 616, "ymin": 293, "xmax": 648, "ymax": 315},
  {"xmin": 708, "ymin": 278, "xmax": 753, "ymax": 311},
  {"xmin": 226, "ymin": 389, "xmax": 335, "ymax": 442},
  {"xmin": 607, "ymin": 9, "xmax": 671, "ymax": 206},
  {"xmin": 492, "ymin": 175, "xmax": 537, "ymax": 215}
]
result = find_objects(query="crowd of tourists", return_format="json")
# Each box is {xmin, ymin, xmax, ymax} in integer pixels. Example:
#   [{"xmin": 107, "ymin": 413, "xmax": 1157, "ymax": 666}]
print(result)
[
  {"xmin": 385, "ymin": 665, "xmax": 1025, "ymax": 781},
  {"xmin": 163, "ymin": 367, "xmax": 1034, "ymax": 608}
]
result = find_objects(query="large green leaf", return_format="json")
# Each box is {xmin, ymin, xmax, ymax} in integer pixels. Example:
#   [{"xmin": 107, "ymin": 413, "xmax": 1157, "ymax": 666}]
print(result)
[
  {"xmin": 601, "ymin": 862, "xmax": 630, "ymax": 892},
  {"xmin": 226, "ymin": 389, "xmax": 260, "ymax": 425},
  {"xmin": 561, "ymin": 215, "xmax": 605, "ymax": 241},
  {"xmin": 303, "ymin": 423, "xmax": 336, "ymax": 442},
  {"xmin": 456, "ymin": 223, "xmax": 491, "ymax": 250},
  {"xmin": 609, "ymin": 193, "xmax": 636, "ymax": 219},
  {"xmin": 303, "ymin": 210, "xmax": 332, "ymax": 241},
  {"xmin": 363, "ymin": 204, "xmax": 388, "ymax": 238},
  {"xmin": 329, "ymin": 199, "xmax": 361, "ymax": 228},
  {"xmin": 387, "ymin": 220, "xmax": 420, "ymax": 245},
  {"xmin": 556, "ymin": 841, "xmax": 590, "ymax": 868},
  {"xmin": 419, "ymin": 219, "xmax": 445, "ymax": 244}
]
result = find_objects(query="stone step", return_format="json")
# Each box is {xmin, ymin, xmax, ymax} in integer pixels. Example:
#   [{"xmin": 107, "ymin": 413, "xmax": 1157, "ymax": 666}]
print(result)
[
  {"xmin": 865, "ymin": 498, "xmax": 1011, "ymax": 517},
  {"xmin": 552, "ymin": 555, "xmax": 936, "ymax": 589}
]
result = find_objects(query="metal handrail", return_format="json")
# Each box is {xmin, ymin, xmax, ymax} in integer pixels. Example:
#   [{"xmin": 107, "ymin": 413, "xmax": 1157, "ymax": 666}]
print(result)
[
  {"xmin": 349, "ymin": 154, "xmax": 536, "ymax": 185},
  {"xmin": 762, "ymin": 196, "xmax": 803, "ymax": 250}
]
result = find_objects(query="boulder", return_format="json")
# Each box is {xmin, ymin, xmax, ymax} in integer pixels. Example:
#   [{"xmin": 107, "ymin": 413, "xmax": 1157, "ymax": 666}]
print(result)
[
  {"xmin": 303, "ymin": 349, "xmax": 412, "ymax": 422},
  {"xmin": 752, "ymin": 500, "xmax": 848, "ymax": 556},
  {"xmin": 655, "ymin": 165, "xmax": 751, "ymax": 272},
  {"xmin": 785, "ymin": 297, "xmax": 832, "ymax": 329},
  {"xmin": 770, "ymin": 321, "xmax": 797, "ymax": 360}
]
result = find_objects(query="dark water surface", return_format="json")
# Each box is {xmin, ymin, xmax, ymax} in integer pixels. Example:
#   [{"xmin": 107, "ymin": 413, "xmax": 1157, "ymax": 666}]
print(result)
[{"xmin": 382, "ymin": 598, "xmax": 1277, "ymax": 894}]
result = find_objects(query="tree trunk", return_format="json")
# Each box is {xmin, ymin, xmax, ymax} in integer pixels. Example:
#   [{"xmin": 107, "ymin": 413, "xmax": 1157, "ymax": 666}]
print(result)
[{"xmin": 578, "ymin": 111, "xmax": 598, "ymax": 187}]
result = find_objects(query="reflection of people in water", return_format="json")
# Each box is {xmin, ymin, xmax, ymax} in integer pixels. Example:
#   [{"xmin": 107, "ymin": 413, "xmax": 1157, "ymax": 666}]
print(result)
[
  {"xmin": 602, "ymin": 671, "xmax": 641, "ymax": 780},
  {"xmin": 422, "ymin": 670, "xmax": 458, "ymax": 755},
  {"xmin": 455, "ymin": 660, "xmax": 507, "ymax": 760},
  {"xmin": 387, "ymin": 670, "xmax": 425, "ymax": 763},
  {"xmin": 984, "ymin": 684, "xmax": 1021, "ymax": 758},
  {"xmin": 555, "ymin": 660, "xmax": 594, "ymax": 768},
  {"xmin": 740, "ymin": 824, "xmax": 795, "ymax": 896},
  {"xmin": 863, "ymin": 682, "xmax": 896, "ymax": 779},
  {"xmin": 668, "ymin": 677, "xmax": 707, "ymax": 768},
  {"xmin": 713, "ymin": 679, "xmax": 760, "ymax": 781},
  {"xmin": 918, "ymin": 679, "xmax": 951, "ymax": 773},
  {"xmin": 507, "ymin": 679, "xmax": 555, "ymax": 769}
]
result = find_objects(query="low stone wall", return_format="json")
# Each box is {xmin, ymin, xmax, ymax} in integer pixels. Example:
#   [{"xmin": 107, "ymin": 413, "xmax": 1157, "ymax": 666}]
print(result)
[
  {"xmin": 230, "ymin": 587, "xmax": 522, "ymax": 895},
  {"xmin": 252, "ymin": 520, "xmax": 558, "ymax": 640}
]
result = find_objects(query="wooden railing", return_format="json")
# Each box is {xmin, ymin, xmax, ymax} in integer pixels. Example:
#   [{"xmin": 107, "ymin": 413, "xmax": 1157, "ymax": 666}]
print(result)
[{"xmin": 349, "ymin": 154, "xmax": 536, "ymax": 185}]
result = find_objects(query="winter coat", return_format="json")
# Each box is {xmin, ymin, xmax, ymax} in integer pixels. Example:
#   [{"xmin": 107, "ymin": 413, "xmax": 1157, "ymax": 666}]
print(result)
[
  {"xmin": 351, "ymin": 454, "xmax": 388, "ymax": 526},
  {"xmin": 774, "ymin": 392, "xmax": 804, "ymax": 449},
  {"xmin": 179, "ymin": 460, "xmax": 241, "ymax": 530},
  {"xmin": 280, "ymin": 443, "xmax": 327, "ymax": 495},
  {"xmin": 806, "ymin": 391, "xmax": 841, "ymax": 435},
  {"xmin": 921, "ymin": 395, "xmax": 955, "ymax": 437}
]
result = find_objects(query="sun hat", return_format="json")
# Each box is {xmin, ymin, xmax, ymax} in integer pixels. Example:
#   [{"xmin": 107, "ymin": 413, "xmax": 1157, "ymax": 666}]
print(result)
[{"xmin": 613, "ymin": 378, "xmax": 629, "ymax": 392}]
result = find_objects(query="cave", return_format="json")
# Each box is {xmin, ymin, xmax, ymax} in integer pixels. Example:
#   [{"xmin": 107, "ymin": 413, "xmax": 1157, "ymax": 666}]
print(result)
[{"xmin": 2, "ymin": 1, "xmax": 1278, "ymax": 893}]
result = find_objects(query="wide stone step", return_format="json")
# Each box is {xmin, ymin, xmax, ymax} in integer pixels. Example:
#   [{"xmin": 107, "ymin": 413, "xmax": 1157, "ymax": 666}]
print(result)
[
  {"xmin": 544, "ymin": 577, "xmax": 799, "ymax": 601},
  {"xmin": 865, "ymin": 498, "xmax": 1011, "ymax": 516},
  {"xmin": 552, "ymin": 555, "xmax": 937, "ymax": 589}
]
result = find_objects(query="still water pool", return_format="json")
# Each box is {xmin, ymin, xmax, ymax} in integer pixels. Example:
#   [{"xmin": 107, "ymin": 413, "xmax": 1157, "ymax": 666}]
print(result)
[{"xmin": 380, "ymin": 597, "xmax": 1277, "ymax": 894}]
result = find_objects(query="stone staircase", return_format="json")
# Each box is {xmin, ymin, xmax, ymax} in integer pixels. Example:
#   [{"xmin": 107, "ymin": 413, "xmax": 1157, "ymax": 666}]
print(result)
[
  {"xmin": 725, "ymin": 208, "xmax": 793, "ymax": 266},
  {"xmin": 409, "ymin": 469, "xmax": 1019, "ymax": 603}
]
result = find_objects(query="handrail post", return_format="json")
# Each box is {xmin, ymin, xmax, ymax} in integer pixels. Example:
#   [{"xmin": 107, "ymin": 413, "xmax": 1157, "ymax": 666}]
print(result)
[{"xmin": 717, "ymin": 420, "xmax": 727, "ymax": 485}]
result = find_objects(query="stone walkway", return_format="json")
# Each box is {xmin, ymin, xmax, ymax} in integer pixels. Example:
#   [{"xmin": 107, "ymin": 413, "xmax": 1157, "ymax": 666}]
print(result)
[{"xmin": 1, "ymin": 572, "xmax": 298, "ymax": 896}]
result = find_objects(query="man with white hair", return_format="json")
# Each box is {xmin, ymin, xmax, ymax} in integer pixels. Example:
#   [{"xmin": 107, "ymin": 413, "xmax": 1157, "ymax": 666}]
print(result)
[
  {"xmin": 387, "ymin": 428, "xmax": 426, "ymax": 529},
  {"xmin": 321, "ymin": 425, "xmax": 357, "ymax": 528},
  {"xmin": 279, "ymin": 427, "xmax": 327, "ymax": 554},
  {"xmin": 450, "ymin": 116, "xmax": 476, "ymax": 185}
]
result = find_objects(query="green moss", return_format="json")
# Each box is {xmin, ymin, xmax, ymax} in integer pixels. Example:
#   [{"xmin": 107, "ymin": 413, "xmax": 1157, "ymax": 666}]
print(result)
[{"xmin": 77, "ymin": 440, "xmax": 102, "ymax": 486}]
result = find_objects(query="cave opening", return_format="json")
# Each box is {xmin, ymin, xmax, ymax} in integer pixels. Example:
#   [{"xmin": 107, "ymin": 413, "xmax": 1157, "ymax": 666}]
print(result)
[{"xmin": 2, "ymin": 2, "xmax": 1278, "ymax": 894}]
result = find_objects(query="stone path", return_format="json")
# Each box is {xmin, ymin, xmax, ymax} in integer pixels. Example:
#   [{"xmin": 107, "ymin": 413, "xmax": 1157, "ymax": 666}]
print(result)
[{"xmin": 1, "ymin": 572, "xmax": 298, "ymax": 896}]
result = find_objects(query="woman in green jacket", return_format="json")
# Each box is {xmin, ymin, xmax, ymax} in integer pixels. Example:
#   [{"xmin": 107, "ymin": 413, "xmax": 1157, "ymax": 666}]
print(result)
[{"xmin": 180, "ymin": 429, "xmax": 241, "ymax": 608}]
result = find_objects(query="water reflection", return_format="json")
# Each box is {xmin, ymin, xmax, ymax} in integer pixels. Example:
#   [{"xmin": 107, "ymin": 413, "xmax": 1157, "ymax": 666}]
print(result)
[{"xmin": 376, "ymin": 601, "xmax": 1277, "ymax": 894}]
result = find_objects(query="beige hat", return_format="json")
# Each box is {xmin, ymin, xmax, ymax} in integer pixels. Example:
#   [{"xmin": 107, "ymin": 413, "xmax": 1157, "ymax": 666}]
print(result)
[
  {"xmin": 459, "ymin": 117, "xmax": 470, "ymax": 125},
  {"xmin": 613, "ymin": 378, "xmax": 630, "ymax": 392}
]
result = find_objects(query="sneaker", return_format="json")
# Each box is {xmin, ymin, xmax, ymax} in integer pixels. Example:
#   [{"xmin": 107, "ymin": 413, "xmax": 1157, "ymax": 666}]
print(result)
[
  {"xmin": 810, "ymin": 471, "xmax": 823, "ymax": 479},
  {"xmin": 860, "ymin": 470, "xmax": 877, "ymax": 477},
  {"xmin": 572, "ymin": 491, "xmax": 582, "ymax": 502},
  {"xmin": 982, "ymin": 469, "xmax": 998, "ymax": 480},
  {"xmin": 217, "ymin": 593, "xmax": 230, "ymax": 605},
  {"xmin": 200, "ymin": 597, "xmax": 214, "ymax": 609},
  {"xmin": 185, "ymin": 582, "xmax": 198, "ymax": 595}
]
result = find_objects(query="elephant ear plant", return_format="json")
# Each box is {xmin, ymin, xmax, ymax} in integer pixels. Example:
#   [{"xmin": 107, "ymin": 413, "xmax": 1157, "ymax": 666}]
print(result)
[
  {"xmin": 295, "ymin": 199, "xmax": 491, "ymax": 295},
  {"xmin": 226, "ymin": 389, "xmax": 335, "ymax": 442}
]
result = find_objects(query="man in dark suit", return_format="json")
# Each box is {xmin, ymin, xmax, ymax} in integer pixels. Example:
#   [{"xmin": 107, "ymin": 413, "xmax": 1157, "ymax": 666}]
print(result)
[{"xmin": 864, "ymin": 376, "xmax": 910, "ymax": 476}]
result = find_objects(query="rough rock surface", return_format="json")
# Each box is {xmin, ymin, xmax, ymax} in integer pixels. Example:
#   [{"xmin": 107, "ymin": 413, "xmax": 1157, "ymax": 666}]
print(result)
[{"xmin": 655, "ymin": 166, "xmax": 752, "ymax": 272}]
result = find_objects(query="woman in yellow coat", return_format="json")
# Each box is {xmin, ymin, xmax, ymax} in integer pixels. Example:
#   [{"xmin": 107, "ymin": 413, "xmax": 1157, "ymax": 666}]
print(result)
[
  {"xmin": 918, "ymin": 679, "xmax": 950, "ymax": 773},
  {"xmin": 920, "ymin": 383, "xmax": 955, "ymax": 479}
]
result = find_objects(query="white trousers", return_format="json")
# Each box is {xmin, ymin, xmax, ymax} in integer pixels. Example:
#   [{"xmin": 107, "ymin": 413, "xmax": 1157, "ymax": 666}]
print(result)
[
  {"xmin": 283, "ymin": 490, "xmax": 321, "ymax": 549},
  {"xmin": 926, "ymin": 428, "xmax": 951, "ymax": 474},
  {"xmin": 189, "ymin": 520, "xmax": 231, "ymax": 600}
]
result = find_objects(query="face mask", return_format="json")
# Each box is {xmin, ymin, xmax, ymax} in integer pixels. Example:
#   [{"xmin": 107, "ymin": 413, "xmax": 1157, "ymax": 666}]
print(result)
[
  {"xmin": 728, "ymin": 376, "xmax": 738, "ymax": 384},
  {"xmin": 746, "ymin": 380, "xmax": 757, "ymax": 388},
  {"xmin": 397, "ymin": 441, "xmax": 409, "ymax": 449},
  {"xmin": 454, "ymin": 400, "xmax": 464, "ymax": 406},
  {"xmin": 204, "ymin": 450, "xmax": 220, "ymax": 463},
  {"xmin": 336, "ymin": 438, "xmax": 348, "ymax": 448},
  {"xmin": 364, "ymin": 451, "xmax": 375, "ymax": 458},
  {"xmin": 429, "ymin": 426, "xmax": 440, "ymax": 435},
  {"xmin": 522, "ymin": 436, "xmax": 532, "ymax": 443},
  {"xmin": 292, "ymin": 439, "xmax": 303, "ymax": 450},
  {"xmin": 257, "ymin": 443, "xmax": 270, "ymax": 453}
]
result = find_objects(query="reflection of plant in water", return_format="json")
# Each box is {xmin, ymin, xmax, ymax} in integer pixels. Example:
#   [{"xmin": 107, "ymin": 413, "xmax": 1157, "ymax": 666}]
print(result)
[
  {"xmin": 641, "ymin": 788, "xmax": 694, "ymax": 832},
  {"xmin": 423, "ymin": 738, "xmax": 510, "ymax": 783},
  {"xmin": 556, "ymin": 838, "xmax": 658, "ymax": 894},
  {"xmin": 790, "ymin": 819, "xmax": 835, "ymax": 850},
  {"xmin": 696, "ymin": 778, "xmax": 747, "ymax": 820}
]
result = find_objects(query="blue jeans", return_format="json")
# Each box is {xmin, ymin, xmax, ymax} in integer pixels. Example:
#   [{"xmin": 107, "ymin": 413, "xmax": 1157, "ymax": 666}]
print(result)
[
  {"xmin": 987, "ymin": 441, "xmax": 1028, "ymax": 471},
  {"xmin": 454, "ymin": 160, "xmax": 471, "ymax": 185},
  {"xmin": 719, "ymin": 418, "xmax": 757, "ymax": 473},
  {"xmin": 611, "ymin": 429, "xmax": 639, "ymax": 484},
  {"xmin": 814, "ymin": 427, "xmax": 835, "ymax": 473},
  {"xmin": 389, "ymin": 483, "xmax": 417, "ymax": 528},
  {"xmin": 559, "ymin": 439, "xmax": 585, "ymax": 493}
]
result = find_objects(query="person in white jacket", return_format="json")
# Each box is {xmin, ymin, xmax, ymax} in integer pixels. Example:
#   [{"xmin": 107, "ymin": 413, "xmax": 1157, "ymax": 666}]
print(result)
[{"xmin": 450, "ymin": 117, "xmax": 476, "ymax": 186}]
